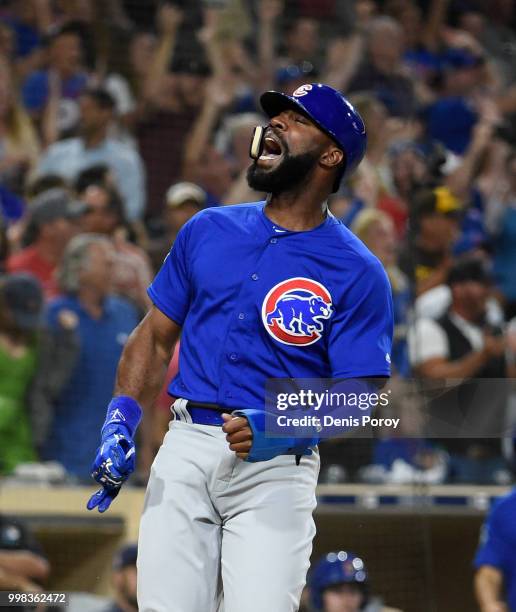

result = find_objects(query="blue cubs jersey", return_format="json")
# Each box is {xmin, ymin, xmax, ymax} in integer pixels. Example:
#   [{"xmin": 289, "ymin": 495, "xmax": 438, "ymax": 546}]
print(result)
[
  {"xmin": 474, "ymin": 489, "xmax": 516, "ymax": 610},
  {"xmin": 148, "ymin": 202, "xmax": 393, "ymax": 410}
]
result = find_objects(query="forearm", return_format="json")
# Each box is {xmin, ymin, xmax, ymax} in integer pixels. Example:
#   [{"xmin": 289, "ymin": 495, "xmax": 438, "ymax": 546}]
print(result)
[
  {"xmin": 33, "ymin": 0, "xmax": 52, "ymax": 34},
  {"xmin": 418, "ymin": 350, "xmax": 488, "ymax": 379},
  {"xmin": 142, "ymin": 32, "xmax": 177, "ymax": 102},
  {"xmin": 114, "ymin": 317, "xmax": 175, "ymax": 411},
  {"xmin": 0, "ymin": 568, "xmax": 39, "ymax": 592},
  {"xmin": 421, "ymin": 0, "xmax": 449, "ymax": 51},
  {"xmin": 151, "ymin": 34, "xmax": 175, "ymax": 82},
  {"xmin": 475, "ymin": 567, "xmax": 506, "ymax": 611},
  {"xmin": 258, "ymin": 21, "xmax": 275, "ymax": 90},
  {"xmin": 0, "ymin": 552, "xmax": 49, "ymax": 582},
  {"xmin": 41, "ymin": 73, "xmax": 61, "ymax": 148},
  {"xmin": 182, "ymin": 102, "xmax": 220, "ymax": 170},
  {"xmin": 446, "ymin": 122, "xmax": 493, "ymax": 200},
  {"xmin": 323, "ymin": 34, "xmax": 364, "ymax": 92},
  {"xmin": 88, "ymin": 308, "xmax": 179, "ymax": 511}
]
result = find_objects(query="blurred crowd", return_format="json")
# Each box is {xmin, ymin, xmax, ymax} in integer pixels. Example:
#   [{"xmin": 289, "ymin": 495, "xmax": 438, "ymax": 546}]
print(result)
[
  {"xmin": 0, "ymin": 515, "xmax": 139, "ymax": 612},
  {"xmin": 0, "ymin": 0, "xmax": 516, "ymax": 489}
]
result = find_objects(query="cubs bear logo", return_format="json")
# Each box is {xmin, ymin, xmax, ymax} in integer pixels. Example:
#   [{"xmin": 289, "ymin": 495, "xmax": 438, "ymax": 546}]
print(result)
[
  {"xmin": 292, "ymin": 83, "xmax": 313, "ymax": 98},
  {"xmin": 262, "ymin": 277, "xmax": 333, "ymax": 346}
]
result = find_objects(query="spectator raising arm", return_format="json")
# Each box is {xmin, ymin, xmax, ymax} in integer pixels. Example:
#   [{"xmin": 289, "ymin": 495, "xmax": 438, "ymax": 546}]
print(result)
[
  {"xmin": 421, "ymin": 0, "xmax": 450, "ymax": 53},
  {"xmin": 41, "ymin": 70, "xmax": 60, "ymax": 148},
  {"xmin": 142, "ymin": 4, "xmax": 183, "ymax": 105},
  {"xmin": 182, "ymin": 77, "xmax": 235, "ymax": 179},
  {"xmin": 257, "ymin": 0, "xmax": 283, "ymax": 91},
  {"xmin": 445, "ymin": 103, "xmax": 497, "ymax": 201},
  {"xmin": 322, "ymin": 33, "xmax": 364, "ymax": 93}
]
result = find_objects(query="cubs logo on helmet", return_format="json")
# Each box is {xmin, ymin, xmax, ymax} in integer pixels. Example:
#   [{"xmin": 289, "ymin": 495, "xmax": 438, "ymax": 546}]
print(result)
[
  {"xmin": 262, "ymin": 277, "xmax": 333, "ymax": 346},
  {"xmin": 293, "ymin": 83, "xmax": 313, "ymax": 97}
]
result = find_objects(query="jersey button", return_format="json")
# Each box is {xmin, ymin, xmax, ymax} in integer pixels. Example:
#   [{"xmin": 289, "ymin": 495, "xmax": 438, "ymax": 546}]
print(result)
[
  {"xmin": 238, "ymin": 313, "xmax": 245, "ymax": 320},
  {"xmin": 270, "ymin": 238, "xmax": 277, "ymax": 244},
  {"xmin": 229, "ymin": 353, "xmax": 238, "ymax": 362},
  {"xmin": 251, "ymin": 273, "xmax": 259, "ymax": 281}
]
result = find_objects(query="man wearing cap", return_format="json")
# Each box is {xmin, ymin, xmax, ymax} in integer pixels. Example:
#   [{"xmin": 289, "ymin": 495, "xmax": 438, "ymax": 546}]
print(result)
[
  {"xmin": 145, "ymin": 181, "xmax": 207, "ymax": 272},
  {"xmin": 0, "ymin": 516, "xmax": 49, "ymax": 594},
  {"xmin": 78, "ymin": 183, "xmax": 153, "ymax": 313},
  {"xmin": 101, "ymin": 544, "xmax": 138, "ymax": 612},
  {"xmin": 87, "ymin": 83, "xmax": 393, "ymax": 611},
  {"xmin": 164, "ymin": 182, "xmax": 205, "ymax": 242},
  {"xmin": 43, "ymin": 234, "xmax": 139, "ymax": 481},
  {"xmin": 398, "ymin": 186, "xmax": 462, "ymax": 297},
  {"xmin": 347, "ymin": 16, "xmax": 416, "ymax": 117},
  {"xmin": 36, "ymin": 89, "xmax": 146, "ymax": 221},
  {"xmin": 308, "ymin": 550, "xmax": 401, "ymax": 612},
  {"xmin": 7, "ymin": 188, "xmax": 84, "ymax": 300},
  {"xmin": 408, "ymin": 256, "xmax": 512, "ymax": 483}
]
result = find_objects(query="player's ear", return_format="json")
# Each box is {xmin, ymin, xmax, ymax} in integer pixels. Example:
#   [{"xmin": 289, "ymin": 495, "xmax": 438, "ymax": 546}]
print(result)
[{"xmin": 320, "ymin": 146, "xmax": 344, "ymax": 171}]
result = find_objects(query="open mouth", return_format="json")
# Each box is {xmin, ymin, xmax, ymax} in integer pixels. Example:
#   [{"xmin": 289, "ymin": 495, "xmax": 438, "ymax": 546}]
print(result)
[{"xmin": 259, "ymin": 131, "xmax": 284, "ymax": 162}]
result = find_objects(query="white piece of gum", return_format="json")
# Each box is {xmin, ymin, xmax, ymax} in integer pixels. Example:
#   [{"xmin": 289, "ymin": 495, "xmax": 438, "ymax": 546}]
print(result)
[{"xmin": 250, "ymin": 125, "xmax": 265, "ymax": 160}]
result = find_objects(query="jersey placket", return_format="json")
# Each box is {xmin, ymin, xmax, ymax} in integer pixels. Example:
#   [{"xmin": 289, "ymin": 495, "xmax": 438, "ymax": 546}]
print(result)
[{"xmin": 216, "ymin": 234, "xmax": 283, "ymax": 405}]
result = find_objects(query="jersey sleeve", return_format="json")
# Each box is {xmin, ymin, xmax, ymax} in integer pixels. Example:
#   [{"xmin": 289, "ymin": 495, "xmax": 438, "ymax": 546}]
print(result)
[
  {"xmin": 328, "ymin": 258, "xmax": 393, "ymax": 378},
  {"xmin": 147, "ymin": 224, "xmax": 192, "ymax": 326},
  {"xmin": 474, "ymin": 502, "xmax": 513, "ymax": 572}
]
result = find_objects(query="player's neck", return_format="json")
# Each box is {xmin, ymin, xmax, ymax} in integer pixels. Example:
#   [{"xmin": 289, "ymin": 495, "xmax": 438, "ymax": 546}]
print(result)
[{"xmin": 265, "ymin": 190, "xmax": 330, "ymax": 231}]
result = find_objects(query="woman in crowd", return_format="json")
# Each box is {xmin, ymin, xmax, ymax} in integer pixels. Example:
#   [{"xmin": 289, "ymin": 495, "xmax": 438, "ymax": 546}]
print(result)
[{"xmin": 0, "ymin": 60, "xmax": 40, "ymax": 195}]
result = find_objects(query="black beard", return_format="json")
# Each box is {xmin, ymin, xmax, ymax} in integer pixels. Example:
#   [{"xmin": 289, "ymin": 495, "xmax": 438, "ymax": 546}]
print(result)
[{"xmin": 246, "ymin": 150, "xmax": 319, "ymax": 194}]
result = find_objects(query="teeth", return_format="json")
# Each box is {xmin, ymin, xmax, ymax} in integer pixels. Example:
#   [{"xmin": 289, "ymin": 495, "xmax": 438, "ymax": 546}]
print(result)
[{"xmin": 264, "ymin": 136, "xmax": 281, "ymax": 155}]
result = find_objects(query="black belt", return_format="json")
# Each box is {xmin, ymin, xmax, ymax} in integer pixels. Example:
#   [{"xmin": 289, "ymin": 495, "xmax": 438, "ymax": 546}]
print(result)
[
  {"xmin": 179, "ymin": 401, "xmax": 304, "ymax": 465},
  {"xmin": 179, "ymin": 401, "xmax": 231, "ymax": 426}
]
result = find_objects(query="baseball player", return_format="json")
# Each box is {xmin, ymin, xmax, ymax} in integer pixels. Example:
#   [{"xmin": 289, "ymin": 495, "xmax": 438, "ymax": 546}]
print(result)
[
  {"xmin": 86, "ymin": 83, "xmax": 393, "ymax": 612},
  {"xmin": 474, "ymin": 489, "xmax": 516, "ymax": 612},
  {"xmin": 309, "ymin": 551, "xmax": 402, "ymax": 612}
]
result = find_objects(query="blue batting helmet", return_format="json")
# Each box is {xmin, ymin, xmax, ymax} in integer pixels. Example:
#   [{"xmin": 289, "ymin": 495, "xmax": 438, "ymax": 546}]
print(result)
[
  {"xmin": 308, "ymin": 550, "xmax": 368, "ymax": 611},
  {"xmin": 259, "ymin": 83, "xmax": 367, "ymax": 185}
]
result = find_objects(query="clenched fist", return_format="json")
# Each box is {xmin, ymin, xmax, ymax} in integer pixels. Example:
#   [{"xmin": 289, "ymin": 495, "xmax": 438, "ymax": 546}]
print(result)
[{"xmin": 222, "ymin": 413, "xmax": 253, "ymax": 460}]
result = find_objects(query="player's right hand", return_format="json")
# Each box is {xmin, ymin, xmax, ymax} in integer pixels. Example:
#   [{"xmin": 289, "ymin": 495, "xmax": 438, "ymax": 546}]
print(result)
[
  {"xmin": 86, "ymin": 427, "xmax": 136, "ymax": 513},
  {"xmin": 222, "ymin": 413, "xmax": 253, "ymax": 460}
]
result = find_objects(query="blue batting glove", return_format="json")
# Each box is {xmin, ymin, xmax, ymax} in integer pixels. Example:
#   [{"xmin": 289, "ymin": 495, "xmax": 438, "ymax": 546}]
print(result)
[
  {"xmin": 87, "ymin": 486, "xmax": 120, "ymax": 513},
  {"xmin": 87, "ymin": 426, "xmax": 136, "ymax": 513},
  {"xmin": 87, "ymin": 396, "xmax": 142, "ymax": 513}
]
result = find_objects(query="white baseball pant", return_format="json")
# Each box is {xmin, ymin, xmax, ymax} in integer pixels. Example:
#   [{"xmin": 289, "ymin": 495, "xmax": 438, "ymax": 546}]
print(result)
[{"xmin": 137, "ymin": 398, "xmax": 320, "ymax": 612}]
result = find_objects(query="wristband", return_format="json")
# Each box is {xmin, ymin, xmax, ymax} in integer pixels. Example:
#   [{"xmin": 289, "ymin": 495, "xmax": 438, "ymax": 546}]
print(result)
[
  {"xmin": 233, "ymin": 408, "xmax": 319, "ymax": 462},
  {"xmin": 102, "ymin": 396, "xmax": 143, "ymax": 437}
]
